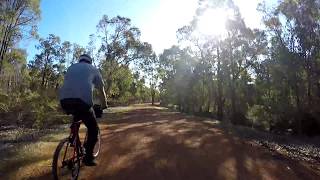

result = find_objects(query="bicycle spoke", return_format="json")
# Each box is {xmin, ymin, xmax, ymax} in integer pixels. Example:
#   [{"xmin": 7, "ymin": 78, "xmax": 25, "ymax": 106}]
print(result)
[
  {"xmin": 52, "ymin": 139, "xmax": 80, "ymax": 180},
  {"xmin": 53, "ymin": 121, "xmax": 100, "ymax": 180}
]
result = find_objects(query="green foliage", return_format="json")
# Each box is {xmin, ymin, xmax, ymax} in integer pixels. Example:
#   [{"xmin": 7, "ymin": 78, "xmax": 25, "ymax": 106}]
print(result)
[
  {"xmin": 247, "ymin": 105, "xmax": 271, "ymax": 130},
  {"xmin": 0, "ymin": 13, "xmax": 157, "ymax": 129},
  {"xmin": 0, "ymin": 89, "xmax": 61, "ymax": 128},
  {"xmin": 158, "ymin": 0, "xmax": 320, "ymax": 135},
  {"xmin": 2, "ymin": 0, "xmax": 320, "ymax": 136},
  {"xmin": 0, "ymin": 0, "xmax": 41, "ymax": 72}
]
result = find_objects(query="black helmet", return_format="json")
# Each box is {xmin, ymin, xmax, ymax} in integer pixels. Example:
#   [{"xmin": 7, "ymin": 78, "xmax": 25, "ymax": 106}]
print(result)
[{"xmin": 79, "ymin": 54, "xmax": 92, "ymax": 64}]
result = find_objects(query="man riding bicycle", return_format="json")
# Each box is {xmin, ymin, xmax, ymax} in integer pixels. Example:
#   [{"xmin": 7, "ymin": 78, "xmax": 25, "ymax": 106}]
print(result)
[{"xmin": 59, "ymin": 54, "xmax": 107, "ymax": 166}]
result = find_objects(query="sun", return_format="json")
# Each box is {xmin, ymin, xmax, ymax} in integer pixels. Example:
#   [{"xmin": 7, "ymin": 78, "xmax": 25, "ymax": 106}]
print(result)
[{"xmin": 196, "ymin": 8, "xmax": 229, "ymax": 37}]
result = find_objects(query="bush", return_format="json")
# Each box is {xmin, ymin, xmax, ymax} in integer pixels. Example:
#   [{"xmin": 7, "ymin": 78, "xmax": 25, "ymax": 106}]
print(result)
[
  {"xmin": 247, "ymin": 105, "xmax": 271, "ymax": 131},
  {"xmin": 0, "ymin": 90, "xmax": 64, "ymax": 128},
  {"xmin": 299, "ymin": 113, "xmax": 320, "ymax": 136}
]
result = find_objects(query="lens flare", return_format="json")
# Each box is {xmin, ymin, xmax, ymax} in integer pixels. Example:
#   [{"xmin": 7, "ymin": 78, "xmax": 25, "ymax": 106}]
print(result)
[{"xmin": 196, "ymin": 8, "xmax": 229, "ymax": 37}]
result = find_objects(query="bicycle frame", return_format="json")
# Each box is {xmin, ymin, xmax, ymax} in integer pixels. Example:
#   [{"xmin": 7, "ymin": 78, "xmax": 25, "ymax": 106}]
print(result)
[
  {"xmin": 61, "ymin": 121, "xmax": 84, "ymax": 168},
  {"xmin": 53, "ymin": 114, "xmax": 101, "ymax": 180}
]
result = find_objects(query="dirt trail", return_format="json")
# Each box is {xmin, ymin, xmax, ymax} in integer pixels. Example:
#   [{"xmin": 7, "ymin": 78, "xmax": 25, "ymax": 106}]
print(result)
[{"xmin": 36, "ymin": 107, "xmax": 319, "ymax": 180}]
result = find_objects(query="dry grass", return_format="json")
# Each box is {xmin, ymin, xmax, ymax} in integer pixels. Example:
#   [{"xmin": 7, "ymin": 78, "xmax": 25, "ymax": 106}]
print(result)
[
  {"xmin": 0, "ymin": 124, "xmax": 88, "ymax": 179},
  {"xmin": 0, "ymin": 129, "xmax": 66, "ymax": 179},
  {"xmin": 0, "ymin": 104, "xmax": 163, "ymax": 179},
  {"xmin": 3, "ymin": 141, "xmax": 57, "ymax": 179}
]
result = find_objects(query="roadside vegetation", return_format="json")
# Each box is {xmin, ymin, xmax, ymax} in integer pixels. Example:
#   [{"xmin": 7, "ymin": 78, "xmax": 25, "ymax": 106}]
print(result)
[
  {"xmin": 0, "ymin": 0, "xmax": 159, "ymax": 129},
  {"xmin": 159, "ymin": 0, "xmax": 320, "ymax": 136},
  {"xmin": 2, "ymin": 0, "xmax": 320, "ymax": 136},
  {"xmin": 1, "ymin": 0, "xmax": 320, "ymax": 169},
  {"xmin": 1, "ymin": 0, "xmax": 320, "ymax": 178}
]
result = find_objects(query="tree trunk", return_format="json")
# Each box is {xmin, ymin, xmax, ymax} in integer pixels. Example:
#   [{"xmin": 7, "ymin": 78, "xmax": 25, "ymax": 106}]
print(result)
[
  {"xmin": 307, "ymin": 67, "xmax": 312, "ymax": 108},
  {"xmin": 304, "ymin": 51, "xmax": 313, "ymax": 109},
  {"xmin": 201, "ymin": 75, "xmax": 205, "ymax": 113},
  {"xmin": 178, "ymin": 94, "xmax": 182, "ymax": 111},
  {"xmin": 207, "ymin": 93, "xmax": 211, "ymax": 113},
  {"xmin": 7, "ymin": 75, "xmax": 11, "ymax": 93},
  {"xmin": 41, "ymin": 54, "xmax": 49, "ymax": 88},
  {"xmin": 105, "ymin": 77, "xmax": 113, "ymax": 98},
  {"xmin": 0, "ymin": 24, "xmax": 11, "ymax": 73},
  {"xmin": 151, "ymin": 87, "xmax": 155, "ymax": 105},
  {"xmin": 41, "ymin": 68, "xmax": 46, "ymax": 87},
  {"xmin": 230, "ymin": 78, "xmax": 236, "ymax": 123},
  {"xmin": 216, "ymin": 47, "xmax": 223, "ymax": 120},
  {"xmin": 229, "ymin": 38, "xmax": 236, "ymax": 124}
]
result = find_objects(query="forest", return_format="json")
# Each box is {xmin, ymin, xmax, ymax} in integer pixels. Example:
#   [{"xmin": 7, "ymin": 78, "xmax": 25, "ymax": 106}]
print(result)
[{"xmin": 1, "ymin": 0, "xmax": 320, "ymax": 136}]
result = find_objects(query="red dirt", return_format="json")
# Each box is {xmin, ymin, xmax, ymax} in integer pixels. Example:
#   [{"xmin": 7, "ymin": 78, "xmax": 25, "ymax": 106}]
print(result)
[{"xmin": 37, "ymin": 108, "xmax": 320, "ymax": 180}]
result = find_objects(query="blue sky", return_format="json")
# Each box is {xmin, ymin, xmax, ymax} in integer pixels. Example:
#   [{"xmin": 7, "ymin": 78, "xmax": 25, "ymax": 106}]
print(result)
[{"xmin": 21, "ymin": 0, "xmax": 265, "ymax": 61}]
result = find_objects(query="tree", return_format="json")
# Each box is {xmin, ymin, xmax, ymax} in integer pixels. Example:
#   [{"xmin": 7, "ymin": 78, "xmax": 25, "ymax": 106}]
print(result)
[
  {"xmin": 0, "ymin": 48, "xmax": 27, "ymax": 92},
  {"xmin": 158, "ymin": 46, "xmax": 196, "ymax": 111},
  {"xmin": 160, "ymin": 0, "xmax": 267, "ymax": 126},
  {"xmin": 96, "ymin": 15, "xmax": 153, "ymax": 97},
  {"xmin": 86, "ymin": 34, "xmax": 98, "ymax": 66},
  {"xmin": 71, "ymin": 43, "xmax": 85, "ymax": 65},
  {"xmin": 136, "ymin": 43, "xmax": 159, "ymax": 105},
  {"xmin": 256, "ymin": 0, "xmax": 320, "ymax": 134},
  {"xmin": 30, "ymin": 34, "xmax": 61, "ymax": 88},
  {"xmin": 0, "ymin": 0, "xmax": 40, "ymax": 73},
  {"xmin": 61, "ymin": 41, "xmax": 72, "ymax": 67}
]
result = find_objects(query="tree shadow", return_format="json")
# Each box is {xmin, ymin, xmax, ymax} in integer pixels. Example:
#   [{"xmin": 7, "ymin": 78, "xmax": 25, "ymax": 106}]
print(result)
[
  {"xmin": 81, "ymin": 108, "xmax": 318, "ymax": 180},
  {"xmin": 13, "ymin": 108, "xmax": 319, "ymax": 179}
]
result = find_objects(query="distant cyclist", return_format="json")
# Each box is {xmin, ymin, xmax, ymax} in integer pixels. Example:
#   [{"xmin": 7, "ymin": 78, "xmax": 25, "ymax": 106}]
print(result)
[{"xmin": 59, "ymin": 54, "xmax": 107, "ymax": 166}]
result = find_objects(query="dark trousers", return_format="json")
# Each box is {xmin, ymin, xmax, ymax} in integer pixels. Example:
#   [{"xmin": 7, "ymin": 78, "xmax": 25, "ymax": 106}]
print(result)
[{"xmin": 60, "ymin": 98, "xmax": 98, "ymax": 158}]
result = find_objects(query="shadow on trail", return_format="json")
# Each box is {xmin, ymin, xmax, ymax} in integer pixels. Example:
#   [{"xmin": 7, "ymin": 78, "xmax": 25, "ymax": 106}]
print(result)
[{"xmin": 83, "ymin": 108, "xmax": 317, "ymax": 180}]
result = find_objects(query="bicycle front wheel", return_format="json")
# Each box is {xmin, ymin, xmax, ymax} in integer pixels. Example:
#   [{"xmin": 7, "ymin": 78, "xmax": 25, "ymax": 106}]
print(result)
[{"xmin": 52, "ymin": 138, "xmax": 81, "ymax": 180}]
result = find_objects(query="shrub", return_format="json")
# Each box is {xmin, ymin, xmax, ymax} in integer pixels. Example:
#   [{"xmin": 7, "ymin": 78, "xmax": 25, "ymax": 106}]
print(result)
[
  {"xmin": 0, "ymin": 90, "xmax": 64, "ymax": 128},
  {"xmin": 247, "ymin": 105, "xmax": 271, "ymax": 131}
]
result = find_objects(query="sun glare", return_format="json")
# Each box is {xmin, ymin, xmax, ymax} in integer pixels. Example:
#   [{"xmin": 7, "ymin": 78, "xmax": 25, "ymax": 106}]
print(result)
[{"xmin": 196, "ymin": 8, "xmax": 229, "ymax": 37}]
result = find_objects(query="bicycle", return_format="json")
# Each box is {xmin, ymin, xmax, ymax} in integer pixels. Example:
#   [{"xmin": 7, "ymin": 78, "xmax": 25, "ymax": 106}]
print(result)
[{"xmin": 52, "ymin": 105, "xmax": 103, "ymax": 180}]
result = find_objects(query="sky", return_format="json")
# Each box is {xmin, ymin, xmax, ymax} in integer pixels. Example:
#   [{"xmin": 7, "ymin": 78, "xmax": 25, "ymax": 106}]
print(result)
[{"xmin": 21, "ymin": 0, "xmax": 265, "ymax": 61}]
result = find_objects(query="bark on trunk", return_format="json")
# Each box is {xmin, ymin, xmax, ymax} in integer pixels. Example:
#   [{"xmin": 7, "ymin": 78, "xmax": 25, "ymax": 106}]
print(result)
[
  {"xmin": 216, "ymin": 47, "xmax": 223, "ymax": 120},
  {"xmin": 151, "ymin": 88, "xmax": 155, "ymax": 105}
]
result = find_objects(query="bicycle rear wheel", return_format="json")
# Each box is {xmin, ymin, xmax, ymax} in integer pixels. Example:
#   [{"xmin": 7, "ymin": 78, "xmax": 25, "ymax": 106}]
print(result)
[
  {"xmin": 93, "ymin": 128, "xmax": 101, "ymax": 157},
  {"xmin": 52, "ymin": 138, "xmax": 81, "ymax": 180}
]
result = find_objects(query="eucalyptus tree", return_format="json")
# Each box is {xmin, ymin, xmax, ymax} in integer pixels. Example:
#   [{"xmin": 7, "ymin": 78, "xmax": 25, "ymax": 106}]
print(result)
[
  {"xmin": 257, "ymin": 0, "xmax": 320, "ymax": 134},
  {"xmin": 0, "ymin": 0, "xmax": 40, "ymax": 72},
  {"xmin": 71, "ymin": 43, "xmax": 85, "ymax": 65},
  {"xmin": 96, "ymin": 15, "xmax": 153, "ymax": 97}
]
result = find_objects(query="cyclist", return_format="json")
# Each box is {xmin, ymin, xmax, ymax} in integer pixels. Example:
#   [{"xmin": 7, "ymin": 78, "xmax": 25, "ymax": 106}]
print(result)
[{"xmin": 59, "ymin": 54, "xmax": 107, "ymax": 166}]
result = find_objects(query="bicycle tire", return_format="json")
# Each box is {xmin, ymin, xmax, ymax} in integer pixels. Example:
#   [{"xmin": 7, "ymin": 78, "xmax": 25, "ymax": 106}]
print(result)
[
  {"xmin": 93, "ymin": 128, "xmax": 101, "ymax": 157},
  {"xmin": 52, "ymin": 138, "xmax": 81, "ymax": 180},
  {"xmin": 84, "ymin": 128, "xmax": 101, "ymax": 157}
]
